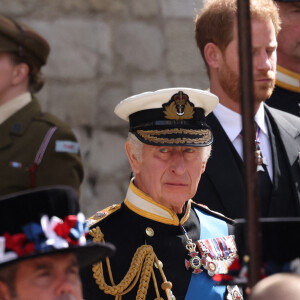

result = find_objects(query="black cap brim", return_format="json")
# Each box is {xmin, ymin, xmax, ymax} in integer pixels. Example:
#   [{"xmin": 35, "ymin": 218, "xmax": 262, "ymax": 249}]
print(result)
[{"xmin": 0, "ymin": 242, "xmax": 115, "ymax": 269}]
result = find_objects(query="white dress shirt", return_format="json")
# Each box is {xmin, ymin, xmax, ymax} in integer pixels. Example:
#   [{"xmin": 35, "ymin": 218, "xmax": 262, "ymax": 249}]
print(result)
[{"xmin": 213, "ymin": 102, "xmax": 273, "ymax": 181}]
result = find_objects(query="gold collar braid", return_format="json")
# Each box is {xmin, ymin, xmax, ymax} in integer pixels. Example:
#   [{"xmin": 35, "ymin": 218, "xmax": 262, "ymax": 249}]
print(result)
[{"xmin": 90, "ymin": 226, "xmax": 175, "ymax": 300}]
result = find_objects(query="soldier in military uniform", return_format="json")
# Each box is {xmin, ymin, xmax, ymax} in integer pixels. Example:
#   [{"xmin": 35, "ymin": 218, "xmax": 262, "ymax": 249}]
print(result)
[
  {"xmin": 0, "ymin": 186, "xmax": 115, "ymax": 300},
  {"xmin": 80, "ymin": 88, "xmax": 242, "ymax": 300},
  {"xmin": 0, "ymin": 16, "xmax": 83, "ymax": 196},
  {"xmin": 266, "ymin": 0, "xmax": 300, "ymax": 117}
]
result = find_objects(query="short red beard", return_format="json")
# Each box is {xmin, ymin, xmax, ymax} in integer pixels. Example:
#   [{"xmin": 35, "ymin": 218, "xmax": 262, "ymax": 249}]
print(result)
[{"xmin": 218, "ymin": 58, "xmax": 275, "ymax": 104}]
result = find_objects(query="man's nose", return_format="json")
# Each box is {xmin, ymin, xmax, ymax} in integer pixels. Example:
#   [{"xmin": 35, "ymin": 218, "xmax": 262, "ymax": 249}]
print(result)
[
  {"xmin": 256, "ymin": 51, "xmax": 273, "ymax": 72},
  {"xmin": 55, "ymin": 277, "xmax": 81, "ymax": 300},
  {"xmin": 54, "ymin": 294, "xmax": 77, "ymax": 300},
  {"xmin": 170, "ymin": 152, "xmax": 186, "ymax": 175}
]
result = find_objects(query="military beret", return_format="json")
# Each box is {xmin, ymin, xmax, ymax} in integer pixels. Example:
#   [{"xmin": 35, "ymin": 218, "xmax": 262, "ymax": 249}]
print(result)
[
  {"xmin": 114, "ymin": 87, "xmax": 219, "ymax": 147},
  {"xmin": 0, "ymin": 15, "xmax": 50, "ymax": 67}
]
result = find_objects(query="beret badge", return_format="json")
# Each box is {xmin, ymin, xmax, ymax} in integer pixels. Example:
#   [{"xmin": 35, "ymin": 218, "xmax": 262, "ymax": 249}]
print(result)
[{"xmin": 163, "ymin": 91, "xmax": 195, "ymax": 120}]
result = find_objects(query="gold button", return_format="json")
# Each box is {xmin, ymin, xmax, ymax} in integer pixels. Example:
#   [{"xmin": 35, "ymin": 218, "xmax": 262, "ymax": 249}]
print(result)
[
  {"xmin": 146, "ymin": 227, "xmax": 154, "ymax": 237},
  {"xmin": 243, "ymin": 255, "xmax": 250, "ymax": 263}
]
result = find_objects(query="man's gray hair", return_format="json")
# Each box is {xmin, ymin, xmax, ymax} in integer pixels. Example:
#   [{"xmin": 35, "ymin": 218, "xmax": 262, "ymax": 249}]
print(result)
[
  {"xmin": 127, "ymin": 132, "xmax": 212, "ymax": 162},
  {"xmin": 202, "ymin": 144, "xmax": 212, "ymax": 162},
  {"xmin": 127, "ymin": 133, "xmax": 144, "ymax": 162}
]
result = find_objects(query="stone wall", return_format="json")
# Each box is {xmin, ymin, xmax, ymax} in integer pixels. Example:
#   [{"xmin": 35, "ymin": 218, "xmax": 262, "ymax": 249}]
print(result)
[{"xmin": 1, "ymin": 0, "xmax": 209, "ymax": 216}]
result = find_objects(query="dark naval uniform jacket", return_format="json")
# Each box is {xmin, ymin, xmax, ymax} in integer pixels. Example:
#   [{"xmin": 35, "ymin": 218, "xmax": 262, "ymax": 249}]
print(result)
[
  {"xmin": 81, "ymin": 181, "xmax": 241, "ymax": 300},
  {"xmin": 266, "ymin": 65, "xmax": 300, "ymax": 117},
  {"xmin": 194, "ymin": 103, "xmax": 300, "ymax": 219},
  {"xmin": 0, "ymin": 97, "xmax": 83, "ymax": 195}
]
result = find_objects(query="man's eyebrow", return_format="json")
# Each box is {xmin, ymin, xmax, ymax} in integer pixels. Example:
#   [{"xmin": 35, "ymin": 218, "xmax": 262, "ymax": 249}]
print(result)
[
  {"xmin": 69, "ymin": 257, "xmax": 79, "ymax": 268},
  {"xmin": 33, "ymin": 262, "xmax": 53, "ymax": 270}
]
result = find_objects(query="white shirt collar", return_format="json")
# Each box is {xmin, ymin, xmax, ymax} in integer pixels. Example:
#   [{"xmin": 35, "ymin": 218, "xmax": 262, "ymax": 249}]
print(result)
[
  {"xmin": 213, "ymin": 102, "xmax": 242, "ymax": 142},
  {"xmin": 254, "ymin": 102, "xmax": 268, "ymax": 137},
  {"xmin": 213, "ymin": 101, "xmax": 268, "ymax": 139}
]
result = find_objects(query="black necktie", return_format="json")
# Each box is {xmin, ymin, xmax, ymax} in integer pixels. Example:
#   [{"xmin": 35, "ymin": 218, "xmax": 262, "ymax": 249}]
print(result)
[{"xmin": 254, "ymin": 123, "xmax": 272, "ymax": 216}]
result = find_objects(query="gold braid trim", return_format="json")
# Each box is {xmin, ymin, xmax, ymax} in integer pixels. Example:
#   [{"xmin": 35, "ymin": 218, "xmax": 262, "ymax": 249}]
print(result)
[
  {"xmin": 89, "ymin": 226, "xmax": 174, "ymax": 300},
  {"xmin": 137, "ymin": 128, "xmax": 211, "ymax": 145}
]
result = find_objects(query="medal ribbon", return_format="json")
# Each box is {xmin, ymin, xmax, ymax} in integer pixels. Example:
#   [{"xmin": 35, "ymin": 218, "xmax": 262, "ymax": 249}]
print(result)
[{"xmin": 185, "ymin": 208, "xmax": 228, "ymax": 300}]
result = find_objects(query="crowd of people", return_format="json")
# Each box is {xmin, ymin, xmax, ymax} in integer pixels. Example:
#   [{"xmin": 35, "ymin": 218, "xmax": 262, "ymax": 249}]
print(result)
[{"xmin": 0, "ymin": 0, "xmax": 299, "ymax": 299}]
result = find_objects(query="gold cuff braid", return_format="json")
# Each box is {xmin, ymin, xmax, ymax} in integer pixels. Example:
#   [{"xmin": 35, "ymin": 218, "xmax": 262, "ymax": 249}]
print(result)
[{"xmin": 89, "ymin": 226, "xmax": 175, "ymax": 300}]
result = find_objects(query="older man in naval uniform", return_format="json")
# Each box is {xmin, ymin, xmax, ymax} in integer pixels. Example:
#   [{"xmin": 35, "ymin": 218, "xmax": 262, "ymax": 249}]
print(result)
[{"xmin": 80, "ymin": 88, "xmax": 242, "ymax": 300}]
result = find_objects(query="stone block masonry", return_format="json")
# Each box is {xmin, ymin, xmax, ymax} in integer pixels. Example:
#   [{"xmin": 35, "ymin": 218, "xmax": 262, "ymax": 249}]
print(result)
[{"xmin": 1, "ymin": 0, "xmax": 208, "ymax": 216}]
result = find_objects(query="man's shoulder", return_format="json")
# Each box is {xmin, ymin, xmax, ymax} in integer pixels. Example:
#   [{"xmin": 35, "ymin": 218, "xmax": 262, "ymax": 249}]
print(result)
[
  {"xmin": 191, "ymin": 201, "xmax": 234, "ymax": 225},
  {"xmin": 87, "ymin": 204, "xmax": 122, "ymax": 228},
  {"xmin": 265, "ymin": 104, "xmax": 300, "ymax": 124},
  {"xmin": 34, "ymin": 112, "xmax": 73, "ymax": 130}
]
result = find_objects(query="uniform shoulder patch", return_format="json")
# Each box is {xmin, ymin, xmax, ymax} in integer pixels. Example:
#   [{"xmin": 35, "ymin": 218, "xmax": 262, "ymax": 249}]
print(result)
[
  {"xmin": 55, "ymin": 140, "xmax": 80, "ymax": 154},
  {"xmin": 86, "ymin": 204, "xmax": 121, "ymax": 228}
]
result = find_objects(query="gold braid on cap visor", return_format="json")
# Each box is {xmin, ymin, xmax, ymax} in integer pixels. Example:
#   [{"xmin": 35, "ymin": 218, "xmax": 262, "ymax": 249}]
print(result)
[{"xmin": 136, "ymin": 128, "xmax": 212, "ymax": 145}]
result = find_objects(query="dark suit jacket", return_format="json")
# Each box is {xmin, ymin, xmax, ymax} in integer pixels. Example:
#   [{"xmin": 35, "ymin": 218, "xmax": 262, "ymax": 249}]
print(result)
[
  {"xmin": 266, "ymin": 85, "xmax": 300, "ymax": 118},
  {"xmin": 193, "ymin": 104, "xmax": 300, "ymax": 219},
  {"xmin": 0, "ymin": 97, "xmax": 84, "ymax": 195}
]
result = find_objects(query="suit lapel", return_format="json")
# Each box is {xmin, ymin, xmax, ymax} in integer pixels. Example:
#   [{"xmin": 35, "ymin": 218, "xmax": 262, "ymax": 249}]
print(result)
[
  {"xmin": 265, "ymin": 105, "xmax": 300, "ymax": 166},
  {"xmin": 265, "ymin": 104, "xmax": 300, "ymax": 214},
  {"xmin": 206, "ymin": 114, "xmax": 245, "ymax": 217}
]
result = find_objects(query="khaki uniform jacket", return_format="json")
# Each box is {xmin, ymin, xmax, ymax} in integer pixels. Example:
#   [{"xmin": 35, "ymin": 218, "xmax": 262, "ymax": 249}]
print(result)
[{"xmin": 0, "ymin": 97, "xmax": 84, "ymax": 196}]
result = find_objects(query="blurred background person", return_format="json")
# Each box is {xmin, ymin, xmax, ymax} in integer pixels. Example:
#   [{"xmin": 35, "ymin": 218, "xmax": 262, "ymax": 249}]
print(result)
[
  {"xmin": 0, "ymin": 16, "xmax": 83, "ymax": 196},
  {"xmin": 266, "ymin": 0, "xmax": 300, "ymax": 117},
  {"xmin": 250, "ymin": 273, "xmax": 300, "ymax": 300}
]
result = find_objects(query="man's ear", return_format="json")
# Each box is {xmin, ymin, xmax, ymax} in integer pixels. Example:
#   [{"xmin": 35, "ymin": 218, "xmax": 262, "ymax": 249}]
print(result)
[
  {"xmin": 11, "ymin": 63, "xmax": 29, "ymax": 86},
  {"xmin": 0, "ymin": 281, "xmax": 11, "ymax": 300},
  {"xmin": 125, "ymin": 141, "xmax": 141, "ymax": 175},
  {"xmin": 204, "ymin": 42, "xmax": 222, "ymax": 69},
  {"xmin": 200, "ymin": 161, "xmax": 207, "ymax": 175}
]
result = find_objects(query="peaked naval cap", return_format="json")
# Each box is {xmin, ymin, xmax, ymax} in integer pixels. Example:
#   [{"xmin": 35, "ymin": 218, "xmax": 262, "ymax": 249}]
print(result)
[
  {"xmin": 0, "ymin": 186, "xmax": 115, "ymax": 269},
  {"xmin": 114, "ymin": 87, "xmax": 219, "ymax": 147}
]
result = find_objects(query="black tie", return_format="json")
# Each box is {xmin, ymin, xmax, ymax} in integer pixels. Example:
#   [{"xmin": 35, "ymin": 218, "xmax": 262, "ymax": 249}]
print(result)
[{"xmin": 254, "ymin": 123, "xmax": 272, "ymax": 216}]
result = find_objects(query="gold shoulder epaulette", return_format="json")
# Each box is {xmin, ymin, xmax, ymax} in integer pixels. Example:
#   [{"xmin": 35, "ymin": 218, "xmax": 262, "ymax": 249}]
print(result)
[{"xmin": 86, "ymin": 204, "xmax": 121, "ymax": 228}]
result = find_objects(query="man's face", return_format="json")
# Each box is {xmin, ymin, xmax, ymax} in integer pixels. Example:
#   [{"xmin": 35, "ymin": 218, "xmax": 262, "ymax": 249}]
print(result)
[
  {"xmin": 218, "ymin": 18, "xmax": 277, "ymax": 104},
  {"xmin": 276, "ymin": 2, "xmax": 300, "ymax": 69},
  {"xmin": 8, "ymin": 253, "xmax": 83, "ymax": 300},
  {"xmin": 0, "ymin": 53, "xmax": 16, "ymax": 105},
  {"xmin": 129, "ymin": 144, "xmax": 207, "ymax": 214}
]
